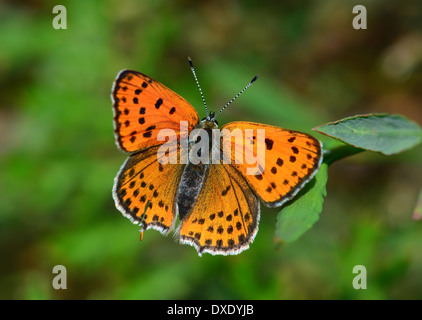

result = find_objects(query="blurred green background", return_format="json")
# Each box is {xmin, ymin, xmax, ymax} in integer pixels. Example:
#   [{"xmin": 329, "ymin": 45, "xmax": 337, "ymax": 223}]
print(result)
[{"xmin": 1, "ymin": 0, "xmax": 421, "ymax": 300}]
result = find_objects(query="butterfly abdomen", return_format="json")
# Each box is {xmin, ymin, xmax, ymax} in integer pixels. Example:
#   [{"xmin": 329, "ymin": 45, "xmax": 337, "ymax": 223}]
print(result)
[{"xmin": 177, "ymin": 163, "xmax": 210, "ymax": 220}]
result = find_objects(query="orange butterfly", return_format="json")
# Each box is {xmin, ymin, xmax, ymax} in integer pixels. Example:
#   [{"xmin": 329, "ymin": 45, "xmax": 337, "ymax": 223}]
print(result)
[{"xmin": 112, "ymin": 59, "xmax": 322, "ymax": 256}]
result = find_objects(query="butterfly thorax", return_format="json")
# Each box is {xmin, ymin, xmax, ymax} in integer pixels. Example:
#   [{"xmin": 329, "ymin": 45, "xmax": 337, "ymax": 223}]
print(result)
[
  {"xmin": 197, "ymin": 118, "xmax": 218, "ymax": 130},
  {"xmin": 176, "ymin": 118, "xmax": 219, "ymax": 221}
]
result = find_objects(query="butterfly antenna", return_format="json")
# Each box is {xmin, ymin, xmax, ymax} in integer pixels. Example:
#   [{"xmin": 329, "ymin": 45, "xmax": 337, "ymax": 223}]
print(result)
[
  {"xmin": 188, "ymin": 57, "xmax": 209, "ymax": 118},
  {"xmin": 214, "ymin": 74, "xmax": 259, "ymax": 120}
]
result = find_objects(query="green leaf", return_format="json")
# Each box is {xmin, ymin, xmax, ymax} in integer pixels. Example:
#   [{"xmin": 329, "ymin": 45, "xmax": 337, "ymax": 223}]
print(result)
[
  {"xmin": 321, "ymin": 139, "xmax": 364, "ymax": 165},
  {"xmin": 274, "ymin": 163, "xmax": 328, "ymax": 245},
  {"xmin": 313, "ymin": 114, "xmax": 422, "ymax": 155}
]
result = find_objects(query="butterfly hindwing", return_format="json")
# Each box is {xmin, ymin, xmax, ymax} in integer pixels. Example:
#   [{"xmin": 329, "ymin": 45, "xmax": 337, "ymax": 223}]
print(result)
[
  {"xmin": 113, "ymin": 145, "xmax": 185, "ymax": 234},
  {"xmin": 112, "ymin": 70, "xmax": 199, "ymax": 152},
  {"xmin": 177, "ymin": 163, "xmax": 260, "ymax": 256},
  {"xmin": 221, "ymin": 122, "xmax": 322, "ymax": 207}
]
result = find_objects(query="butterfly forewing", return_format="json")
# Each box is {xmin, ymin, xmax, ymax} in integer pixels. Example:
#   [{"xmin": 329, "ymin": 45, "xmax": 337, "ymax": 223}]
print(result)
[
  {"xmin": 221, "ymin": 122, "xmax": 322, "ymax": 207},
  {"xmin": 112, "ymin": 70, "xmax": 199, "ymax": 152}
]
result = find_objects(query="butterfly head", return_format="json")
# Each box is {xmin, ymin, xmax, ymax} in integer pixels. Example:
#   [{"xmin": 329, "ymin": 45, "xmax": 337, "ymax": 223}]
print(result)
[{"xmin": 200, "ymin": 111, "xmax": 218, "ymax": 129}]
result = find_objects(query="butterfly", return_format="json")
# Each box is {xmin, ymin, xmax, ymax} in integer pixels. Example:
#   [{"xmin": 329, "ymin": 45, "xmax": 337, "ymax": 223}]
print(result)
[{"xmin": 111, "ymin": 58, "xmax": 322, "ymax": 256}]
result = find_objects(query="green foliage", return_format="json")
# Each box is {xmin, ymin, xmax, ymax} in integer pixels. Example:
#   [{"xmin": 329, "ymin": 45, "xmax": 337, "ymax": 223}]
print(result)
[
  {"xmin": 314, "ymin": 114, "xmax": 422, "ymax": 155},
  {"xmin": 275, "ymin": 163, "xmax": 328, "ymax": 244}
]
